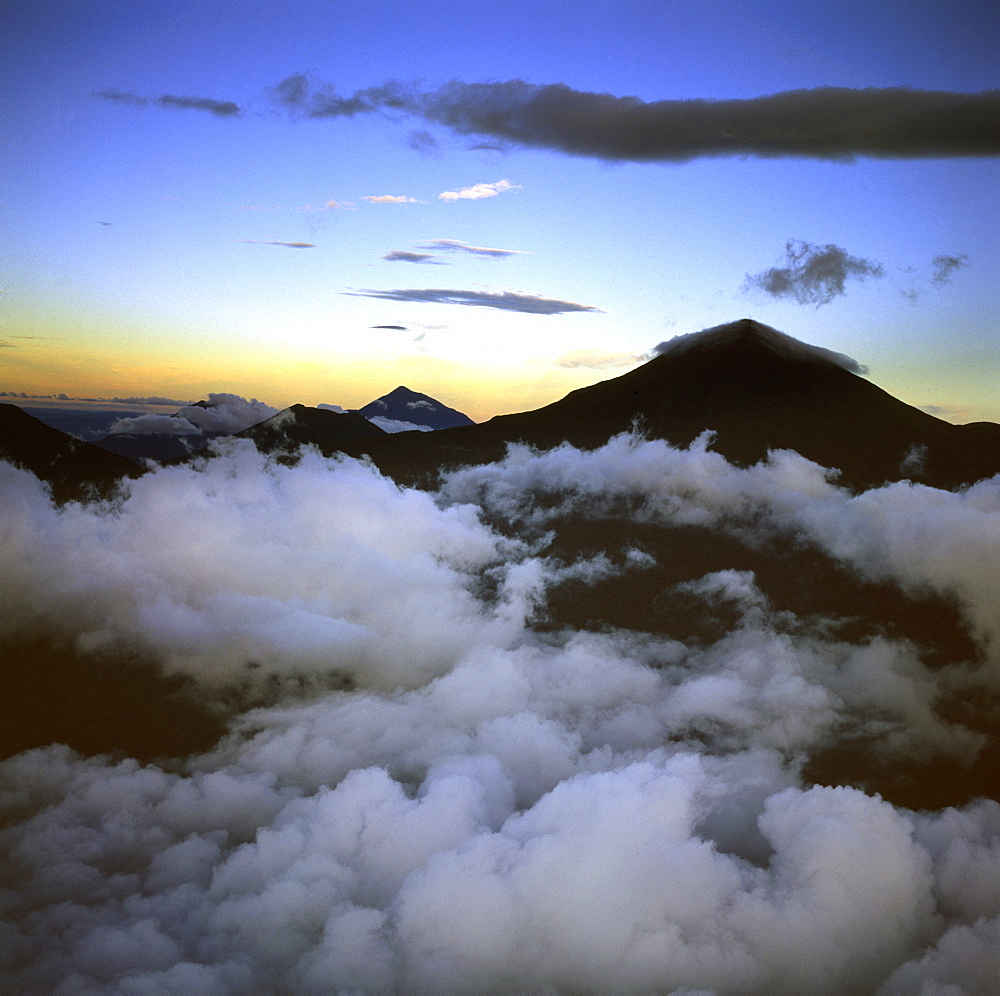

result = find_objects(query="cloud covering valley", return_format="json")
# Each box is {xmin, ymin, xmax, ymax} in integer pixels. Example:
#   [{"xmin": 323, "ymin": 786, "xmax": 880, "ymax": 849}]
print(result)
[{"xmin": 2, "ymin": 429, "xmax": 999, "ymax": 994}]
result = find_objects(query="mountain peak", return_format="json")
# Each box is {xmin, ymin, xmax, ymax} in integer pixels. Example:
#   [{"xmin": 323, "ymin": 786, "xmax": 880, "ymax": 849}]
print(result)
[
  {"xmin": 357, "ymin": 387, "xmax": 475, "ymax": 429},
  {"xmin": 654, "ymin": 319, "xmax": 869, "ymax": 375}
]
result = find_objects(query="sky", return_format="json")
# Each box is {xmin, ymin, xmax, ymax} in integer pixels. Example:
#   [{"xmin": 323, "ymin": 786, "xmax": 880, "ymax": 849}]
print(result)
[{"xmin": 1, "ymin": 0, "xmax": 997, "ymax": 422}]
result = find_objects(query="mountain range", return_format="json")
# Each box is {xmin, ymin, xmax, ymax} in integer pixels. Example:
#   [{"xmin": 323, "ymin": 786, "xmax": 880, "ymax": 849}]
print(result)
[{"xmin": 3, "ymin": 320, "xmax": 999, "ymax": 499}]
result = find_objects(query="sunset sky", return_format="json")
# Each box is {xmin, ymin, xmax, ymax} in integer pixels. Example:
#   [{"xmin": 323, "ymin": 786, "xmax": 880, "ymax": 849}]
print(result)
[{"xmin": 2, "ymin": 0, "xmax": 997, "ymax": 422}]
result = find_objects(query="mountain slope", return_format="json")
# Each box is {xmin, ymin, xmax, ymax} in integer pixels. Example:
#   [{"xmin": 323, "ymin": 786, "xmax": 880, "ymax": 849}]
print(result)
[
  {"xmin": 0, "ymin": 403, "xmax": 140, "ymax": 501},
  {"xmin": 238, "ymin": 404, "xmax": 387, "ymax": 458}
]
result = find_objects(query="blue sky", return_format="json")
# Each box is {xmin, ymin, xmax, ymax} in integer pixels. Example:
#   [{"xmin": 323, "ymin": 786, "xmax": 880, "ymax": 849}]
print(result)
[{"xmin": 1, "ymin": 0, "xmax": 997, "ymax": 421}]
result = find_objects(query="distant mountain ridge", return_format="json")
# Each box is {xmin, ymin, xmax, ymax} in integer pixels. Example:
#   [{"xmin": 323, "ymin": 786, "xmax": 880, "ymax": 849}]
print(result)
[{"xmin": 83, "ymin": 387, "xmax": 473, "ymax": 465}]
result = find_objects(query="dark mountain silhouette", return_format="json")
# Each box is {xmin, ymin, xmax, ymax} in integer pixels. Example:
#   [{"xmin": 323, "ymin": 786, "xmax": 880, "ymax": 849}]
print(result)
[
  {"xmin": 356, "ymin": 386, "xmax": 475, "ymax": 429},
  {"xmin": 237, "ymin": 404, "xmax": 387, "ymax": 458},
  {"xmin": 340, "ymin": 320, "xmax": 1000, "ymax": 491},
  {"xmin": 0, "ymin": 403, "xmax": 140, "ymax": 502}
]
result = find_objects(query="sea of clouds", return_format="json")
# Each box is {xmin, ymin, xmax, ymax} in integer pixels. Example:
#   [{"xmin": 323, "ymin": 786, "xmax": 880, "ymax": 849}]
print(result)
[{"xmin": 1, "ymin": 433, "xmax": 998, "ymax": 994}]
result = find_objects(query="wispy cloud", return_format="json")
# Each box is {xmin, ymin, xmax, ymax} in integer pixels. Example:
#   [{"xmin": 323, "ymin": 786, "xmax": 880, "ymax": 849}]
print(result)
[
  {"xmin": 407, "ymin": 130, "xmax": 438, "ymax": 153},
  {"xmin": 382, "ymin": 251, "xmax": 444, "ymax": 265},
  {"xmin": 362, "ymin": 194, "xmax": 419, "ymax": 204},
  {"xmin": 92, "ymin": 88, "xmax": 148, "ymax": 108},
  {"xmin": 901, "ymin": 252, "xmax": 971, "ymax": 303},
  {"xmin": 931, "ymin": 253, "xmax": 970, "ymax": 285},
  {"xmin": 744, "ymin": 240, "xmax": 885, "ymax": 307},
  {"xmin": 344, "ymin": 288, "xmax": 602, "ymax": 314},
  {"xmin": 301, "ymin": 199, "xmax": 355, "ymax": 213},
  {"xmin": 94, "ymin": 89, "xmax": 240, "ymax": 117},
  {"xmin": 0, "ymin": 335, "xmax": 65, "ymax": 349},
  {"xmin": 552, "ymin": 349, "xmax": 644, "ymax": 370},
  {"xmin": 420, "ymin": 239, "xmax": 527, "ymax": 258},
  {"xmin": 438, "ymin": 180, "xmax": 520, "ymax": 201},
  {"xmin": 238, "ymin": 240, "xmax": 317, "ymax": 249}
]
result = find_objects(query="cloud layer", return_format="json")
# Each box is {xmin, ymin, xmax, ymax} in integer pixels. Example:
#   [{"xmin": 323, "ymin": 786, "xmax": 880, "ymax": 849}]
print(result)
[{"xmin": 2, "ymin": 434, "xmax": 999, "ymax": 993}]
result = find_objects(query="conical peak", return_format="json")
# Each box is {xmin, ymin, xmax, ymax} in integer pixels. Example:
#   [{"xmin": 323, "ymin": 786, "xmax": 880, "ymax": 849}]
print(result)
[{"xmin": 652, "ymin": 319, "xmax": 868, "ymax": 375}]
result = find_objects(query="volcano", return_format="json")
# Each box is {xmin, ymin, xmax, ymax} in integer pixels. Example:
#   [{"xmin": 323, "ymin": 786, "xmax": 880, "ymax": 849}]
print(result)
[
  {"xmin": 356, "ymin": 386, "xmax": 475, "ymax": 429},
  {"xmin": 343, "ymin": 320, "xmax": 1000, "ymax": 491}
]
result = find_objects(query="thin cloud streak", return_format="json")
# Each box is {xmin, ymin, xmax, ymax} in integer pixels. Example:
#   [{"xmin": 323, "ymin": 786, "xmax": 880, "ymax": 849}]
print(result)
[
  {"xmin": 553, "ymin": 349, "xmax": 645, "ymax": 370},
  {"xmin": 344, "ymin": 288, "xmax": 603, "ymax": 314},
  {"xmin": 94, "ymin": 89, "xmax": 241, "ymax": 117},
  {"xmin": 421, "ymin": 240, "xmax": 527, "ymax": 257},
  {"xmin": 363, "ymin": 194, "xmax": 418, "ymax": 204},
  {"xmin": 238, "ymin": 240, "xmax": 317, "ymax": 249},
  {"xmin": 382, "ymin": 251, "xmax": 444, "ymax": 265}
]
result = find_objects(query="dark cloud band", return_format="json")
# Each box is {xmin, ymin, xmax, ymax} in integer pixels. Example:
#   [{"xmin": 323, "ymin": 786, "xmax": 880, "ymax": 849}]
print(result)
[
  {"xmin": 344, "ymin": 288, "xmax": 602, "ymax": 314},
  {"xmin": 267, "ymin": 76, "xmax": 999, "ymax": 162},
  {"xmin": 419, "ymin": 82, "xmax": 1000, "ymax": 162},
  {"xmin": 100, "ymin": 78, "xmax": 998, "ymax": 161}
]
